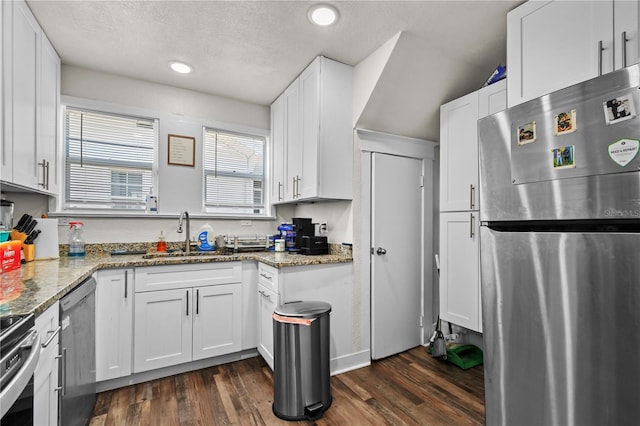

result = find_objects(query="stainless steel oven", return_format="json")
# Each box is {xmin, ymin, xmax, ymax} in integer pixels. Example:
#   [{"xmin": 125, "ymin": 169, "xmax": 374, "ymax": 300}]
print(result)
[{"xmin": 0, "ymin": 314, "xmax": 40, "ymax": 425}]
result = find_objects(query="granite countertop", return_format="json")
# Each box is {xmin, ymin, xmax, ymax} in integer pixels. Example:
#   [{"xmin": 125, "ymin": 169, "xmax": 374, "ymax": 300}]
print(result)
[{"xmin": 0, "ymin": 250, "xmax": 352, "ymax": 319}]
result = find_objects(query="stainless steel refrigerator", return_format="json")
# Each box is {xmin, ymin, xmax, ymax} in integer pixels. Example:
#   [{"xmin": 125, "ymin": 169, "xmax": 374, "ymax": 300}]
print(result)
[{"xmin": 478, "ymin": 64, "xmax": 640, "ymax": 425}]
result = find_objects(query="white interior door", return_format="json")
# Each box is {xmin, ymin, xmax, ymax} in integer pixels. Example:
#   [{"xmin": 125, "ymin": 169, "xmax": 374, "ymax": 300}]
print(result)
[{"xmin": 371, "ymin": 153, "xmax": 423, "ymax": 359}]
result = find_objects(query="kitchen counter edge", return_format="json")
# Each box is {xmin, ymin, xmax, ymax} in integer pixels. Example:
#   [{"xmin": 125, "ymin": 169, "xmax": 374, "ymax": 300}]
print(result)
[{"xmin": 2, "ymin": 252, "xmax": 353, "ymax": 318}]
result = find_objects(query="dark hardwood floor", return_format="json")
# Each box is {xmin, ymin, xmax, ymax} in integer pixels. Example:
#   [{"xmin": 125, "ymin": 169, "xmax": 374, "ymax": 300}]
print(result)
[{"xmin": 89, "ymin": 346, "xmax": 484, "ymax": 425}]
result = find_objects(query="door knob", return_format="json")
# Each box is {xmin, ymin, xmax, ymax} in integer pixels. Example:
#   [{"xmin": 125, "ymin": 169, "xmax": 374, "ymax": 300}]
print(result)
[{"xmin": 376, "ymin": 247, "xmax": 387, "ymax": 255}]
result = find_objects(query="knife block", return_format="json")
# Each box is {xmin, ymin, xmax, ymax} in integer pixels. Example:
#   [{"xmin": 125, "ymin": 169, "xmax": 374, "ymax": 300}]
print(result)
[{"xmin": 9, "ymin": 229, "xmax": 27, "ymax": 244}]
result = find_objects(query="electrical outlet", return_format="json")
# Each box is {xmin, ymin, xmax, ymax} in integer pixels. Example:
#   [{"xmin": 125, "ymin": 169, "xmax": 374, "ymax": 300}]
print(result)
[{"xmin": 240, "ymin": 220, "xmax": 252, "ymax": 227}]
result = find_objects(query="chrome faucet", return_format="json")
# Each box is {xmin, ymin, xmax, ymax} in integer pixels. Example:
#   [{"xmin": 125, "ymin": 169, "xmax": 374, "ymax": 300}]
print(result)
[{"xmin": 177, "ymin": 211, "xmax": 191, "ymax": 254}]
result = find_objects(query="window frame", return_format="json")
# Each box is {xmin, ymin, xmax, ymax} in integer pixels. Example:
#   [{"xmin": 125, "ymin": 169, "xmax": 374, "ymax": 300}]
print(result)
[
  {"xmin": 58, "ymin": 101, "xmax": 159, "ymax": 215},
  {"xmin": 201, "ymin": 126, "xmax": 268, "ymax": 216}
]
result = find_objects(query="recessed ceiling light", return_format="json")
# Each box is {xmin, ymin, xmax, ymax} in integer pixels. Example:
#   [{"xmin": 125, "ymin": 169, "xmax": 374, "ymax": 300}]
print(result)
[
  {"xmin": 169, "ymin": 61, "xmax": 192, "ymax": 74},
  {"xmin": 308, "ymin": 4, "xmax": 339, "ymax": 26}
]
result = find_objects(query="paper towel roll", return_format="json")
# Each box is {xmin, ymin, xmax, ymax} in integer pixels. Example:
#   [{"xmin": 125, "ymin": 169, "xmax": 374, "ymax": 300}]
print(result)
[{"xmin": 35, "ymin": 218, "xmax": 60, "ymax": 259}]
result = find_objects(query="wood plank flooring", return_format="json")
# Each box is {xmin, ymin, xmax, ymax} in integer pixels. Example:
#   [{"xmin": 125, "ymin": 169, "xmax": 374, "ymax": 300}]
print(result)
[{"xmin": 89, "ymin": 346, "xmax": 485, "ymax": 425}]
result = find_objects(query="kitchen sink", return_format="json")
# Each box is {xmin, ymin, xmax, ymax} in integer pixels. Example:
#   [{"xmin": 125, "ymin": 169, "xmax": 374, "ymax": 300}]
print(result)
[{"xmin": 142, "ymin": 251, "xmax": 232, "ymax": 259}]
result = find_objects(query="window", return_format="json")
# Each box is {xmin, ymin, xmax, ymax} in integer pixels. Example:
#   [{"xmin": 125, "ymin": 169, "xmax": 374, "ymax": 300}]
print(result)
[
  {"xmin": 64, "ymin": 108, "xmax": 157, "ymax": 211},
  {"xmin": 203, "ymin": 128, "xmax": 266, "ymax": 215}
]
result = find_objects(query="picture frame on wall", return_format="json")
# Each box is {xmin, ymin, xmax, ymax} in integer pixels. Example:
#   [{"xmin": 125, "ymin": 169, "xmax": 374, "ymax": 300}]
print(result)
[{"xmin": 168, "ymin": 134, "xmax": 195, "ymax": 166}]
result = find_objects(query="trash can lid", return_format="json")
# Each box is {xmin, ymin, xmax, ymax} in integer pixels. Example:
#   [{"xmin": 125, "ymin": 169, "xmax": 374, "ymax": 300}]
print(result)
[{"xmin": 274, "ymin": 300, "xmax": 331, "ymax": 318}]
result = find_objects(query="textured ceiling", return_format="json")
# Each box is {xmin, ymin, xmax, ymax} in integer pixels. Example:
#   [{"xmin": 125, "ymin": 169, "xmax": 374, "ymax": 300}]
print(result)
[{"xmin": 26, "ymin": 0, "xmax": 523, "ymax": 141}]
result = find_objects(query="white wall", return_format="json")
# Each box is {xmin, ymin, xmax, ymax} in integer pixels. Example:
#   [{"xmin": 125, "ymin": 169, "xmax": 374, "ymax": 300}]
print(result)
[{"xmin": 61, "ymin": 65, "xmax": 269, "ymax": 130}]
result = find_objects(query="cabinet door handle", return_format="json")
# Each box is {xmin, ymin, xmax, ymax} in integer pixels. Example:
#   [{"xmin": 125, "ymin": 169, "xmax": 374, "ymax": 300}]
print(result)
[
  {"xmin": 41, "ymin": 326, "xmax": 61, "ymax": 348},
  {"xmin": 38, "ymin": 159, "xmax": 49, "ymax": 189},
  {"xmin": 470, "ymin": 184, "xmax": 475, "ymax": 209},
  {"xmin": 278, "ymin": 182, "xmax": 283, "ymax": 201},
  {"xmin": 470, "ymin": 213, "xmax": 475, "ymax": 239},
  {"xmin": 292, "ymin": 176, "xmax": 301, "ymax": 198},
  {"xmin": 259, "ymin": 272, "xmax": 272, "ymax": 281},
  {"xmin": 598, "ymin": 40, "xmax": 604, "ymax": 75},
  {"xmin": 196, "ymin": 289, "xmax": 199, "ymax": 315},
  {"xmin": 124, "ymin": 270, "xmax": 128, "ymax": 299},
  {"xmin": 622, "ymin": 31, "xmax": 629, "ymax": 68},
  {"xmin": 186, "ymin": 290, "xmax": 189, "ymax": 316},
  {"xmin": 258, "ymin": 290, "xmax": 271, "ymax": 301}
]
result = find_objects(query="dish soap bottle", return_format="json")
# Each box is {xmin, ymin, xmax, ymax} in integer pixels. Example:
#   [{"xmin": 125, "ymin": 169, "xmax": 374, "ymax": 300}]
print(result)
[
  {"xmin": 197, "ymin": 224, "xmax": 215, "ymax": 252},
  {"xmin": 68, "ymin": 221, "xmax": 86, "ymax": 257},
  {"xmin": 156, "ymin": 230, "xmax": 167, "ymax": 252}
]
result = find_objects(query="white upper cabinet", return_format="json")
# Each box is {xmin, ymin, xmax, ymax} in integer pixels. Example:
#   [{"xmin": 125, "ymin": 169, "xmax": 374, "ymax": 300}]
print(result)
[
  {"xmin": 270, "ymin": 56, "xmax": 353, "ymax": 204},
  {"xmin": 37, "ymin": 33, "xmax": 60, "ymax": 194},
  {"xmin": 271, "ymin": 94, "xmax": 285, "ymax": 203},
  {"xmin": 284, "ymin": 80, "xmax": 301, "ymax": 201},
  {"xmin": 615, "ymin": 0, "xmax": 640, "ymax": 70},
  {"xmin": 1, "ymin": 0, "xmax": 13, "ymax": 183},
  {"xmin": 507, "ymin": 0, "xmax": 622, "ymax": 107},
  {"xmin": 2, "ymin": 0, "xmax": 60, "ymax": 193},
  {"xmin": 10, "ymin": 0, "xmax": 40, "ymax": 189},
  {"xmin": 440, "ymin": 90, "xmax": 480, "ymax": 212}
]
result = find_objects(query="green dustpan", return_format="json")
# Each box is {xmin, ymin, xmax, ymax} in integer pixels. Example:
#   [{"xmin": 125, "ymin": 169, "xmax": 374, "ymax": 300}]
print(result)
[{"xmin": 445, "ymin": 344, "xmax": 483, "ymax": 370}]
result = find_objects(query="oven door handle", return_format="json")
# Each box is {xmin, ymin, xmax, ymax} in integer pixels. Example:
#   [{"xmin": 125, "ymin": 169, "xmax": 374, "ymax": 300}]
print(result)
[{"xmin": 0, "ymin": 329, "xmax": 40, "ymax": 418}]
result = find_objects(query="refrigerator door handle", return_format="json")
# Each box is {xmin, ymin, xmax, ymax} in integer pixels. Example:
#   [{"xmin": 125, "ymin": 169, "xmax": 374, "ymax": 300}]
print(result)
[
  {"xmin": 598, "ymin": 40, "xmax": 604, "ymax": 75},
  {"xmin": 622, "ymin": 31, "xmax": 629, "ymax": 68}
]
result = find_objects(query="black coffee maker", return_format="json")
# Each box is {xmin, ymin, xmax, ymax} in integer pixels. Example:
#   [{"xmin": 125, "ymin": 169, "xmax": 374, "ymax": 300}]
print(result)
[
  {"xmin": 292, "ymin": 218, "xmax": 314, "ymax": 250},
  {"xmin": 293, "ymin": 217, "xmax": 328, "ymax": 255}
]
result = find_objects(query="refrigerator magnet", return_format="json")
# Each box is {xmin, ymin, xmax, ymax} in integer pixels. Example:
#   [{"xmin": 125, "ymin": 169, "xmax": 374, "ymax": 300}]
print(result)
[
  {"xmin": 603, "ymin": 94, "xmax": 636, "ymax": 125},
  {"xmin": 517, "ymin": 121, "xmax": 536, "ymax": 145},
  {"xmin": 553, "ymin": 109, "xmax": 576, "ymax": 135},
  {"xmin": 608, "ymin": 139, "xmax": 639, "ymax": 167},
  {"xmin": 552, "ymin": 145, "xmax": 576, "ymax": 169}
]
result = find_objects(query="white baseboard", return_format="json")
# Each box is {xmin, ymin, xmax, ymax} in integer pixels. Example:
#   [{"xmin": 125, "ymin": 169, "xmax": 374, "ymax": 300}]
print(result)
[{"xmin": 331, "ymin": 350, "xmax": 371, "ymax": 375}]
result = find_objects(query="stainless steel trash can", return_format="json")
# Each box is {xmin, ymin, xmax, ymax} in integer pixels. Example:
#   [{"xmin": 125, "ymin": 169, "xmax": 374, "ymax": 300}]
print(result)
[{"xmin": 272, "ymin": 300, "xmax": 332, "ymax": 421}]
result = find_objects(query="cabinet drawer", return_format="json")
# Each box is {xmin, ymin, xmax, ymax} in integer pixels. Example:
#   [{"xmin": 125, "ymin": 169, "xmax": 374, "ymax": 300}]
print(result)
[
  {"xmin": 35, "ymin": 301, "xmax": 60, "ymax": 345},
  {"xmin": 258, "ymin": 262, "xmax": 279, "ymax": 292},
  {"xmin": 135, "ymin": 262, "xmax": 242, "ymax": 293}
]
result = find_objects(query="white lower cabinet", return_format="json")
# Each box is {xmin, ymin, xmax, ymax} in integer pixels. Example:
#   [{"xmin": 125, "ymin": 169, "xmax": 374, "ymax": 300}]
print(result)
[
  {"xmin": 256, "ymin": 262, "xmax": 280, "ymax": 369},
  {"xmin": 439, "ymin": 212, "xmax": 481, "ymax": 332},
  {"xmin": 134, "ymin": 288, "xmax": 192, "ymax": 371},
  {"xmin": 34, "ymin": 301, "xmax": 60, "ymax": 426},
  {"xmin": 96, "ymin": 268, "xmax": 133, "ymax": 381},
  {"xmin": 192, "ymin": 284, "xmax": 242, "ymax": 360},
  {"xmin": 133, "ymin": 263, "xmax": 243, "ymax": 373},
  {"xmin": 256, "ymin": 261, "xmax": 353, "ymax": 373},
  {"xmin": 257, "ymin": 282, "xmax": 279, "ymax": 369}
]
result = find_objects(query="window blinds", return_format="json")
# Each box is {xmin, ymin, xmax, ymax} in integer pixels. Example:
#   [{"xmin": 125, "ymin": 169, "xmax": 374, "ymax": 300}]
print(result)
[
  {"xmin": 203, "ymin": 128, "xmax": 265, "ymax": 215},
  {"xmin": 64, "ymin": 108, "xmax": 156, "ymax": 210}
]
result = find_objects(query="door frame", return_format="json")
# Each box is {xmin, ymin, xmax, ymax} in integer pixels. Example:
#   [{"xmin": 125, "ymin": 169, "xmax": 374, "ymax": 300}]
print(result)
[{"xmin": 356, "ymin": 129, "xmax": 437, "ymax": 357}]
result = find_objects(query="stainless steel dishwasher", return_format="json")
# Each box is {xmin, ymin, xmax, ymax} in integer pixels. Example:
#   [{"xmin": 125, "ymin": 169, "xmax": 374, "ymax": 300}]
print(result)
[{"xmin": 59, "ymin": 276, "xmax": 96, "ymax": 426}]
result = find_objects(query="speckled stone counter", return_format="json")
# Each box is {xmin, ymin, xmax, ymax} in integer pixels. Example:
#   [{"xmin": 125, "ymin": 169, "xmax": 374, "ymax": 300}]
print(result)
[{"xmin": 0, "ymin": 250, "xmax": 352, "ymax": 319}]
